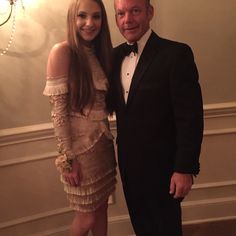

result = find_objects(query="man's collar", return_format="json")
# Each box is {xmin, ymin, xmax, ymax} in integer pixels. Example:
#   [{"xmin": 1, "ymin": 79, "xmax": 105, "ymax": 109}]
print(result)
[{"xmin": 126, "ymin": 28, "xmax": 152, "ymax": 55}]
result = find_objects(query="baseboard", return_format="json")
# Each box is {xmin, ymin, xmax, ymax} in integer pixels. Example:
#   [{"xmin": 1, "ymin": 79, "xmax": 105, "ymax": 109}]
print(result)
[{"xmin": 183, "ymin": 215, "xmax": 236, "ymax": 225}]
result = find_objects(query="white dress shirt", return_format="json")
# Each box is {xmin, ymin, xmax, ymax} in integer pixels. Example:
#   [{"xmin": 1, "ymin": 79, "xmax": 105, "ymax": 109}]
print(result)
[{"xmin": 121, "ymin": 29, "xmax": 152, "ymax": 103}]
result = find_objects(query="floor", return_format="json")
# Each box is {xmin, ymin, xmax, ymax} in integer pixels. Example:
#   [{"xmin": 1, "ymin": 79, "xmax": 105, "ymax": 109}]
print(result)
[{"xmin": 183, "ymin": 219, "xmax": 236, "ymax": 236}]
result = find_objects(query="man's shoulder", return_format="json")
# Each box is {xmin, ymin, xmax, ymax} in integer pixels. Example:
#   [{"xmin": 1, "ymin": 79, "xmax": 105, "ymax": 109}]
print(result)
[
  {"xmin": 154, "ymin": 35, "xmax": 195, "ymax": 63},
  {"xmin": 155, "ymin": 34, "xmax": 193, "ymax": 54},
  {"xmin": 154, "ymin": 33, "xmax": 190, "ymax": 49}
]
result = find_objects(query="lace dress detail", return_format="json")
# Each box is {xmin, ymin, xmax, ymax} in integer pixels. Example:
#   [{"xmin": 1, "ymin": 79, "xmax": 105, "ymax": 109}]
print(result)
[{"xmin": 43, "ymin": 47, "xmax": 116, "ymax": 212}]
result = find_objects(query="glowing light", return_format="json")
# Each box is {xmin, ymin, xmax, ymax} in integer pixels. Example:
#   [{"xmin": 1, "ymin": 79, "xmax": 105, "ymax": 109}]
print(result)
[
  {"xmin": 0, "ymin": 0, "xmax": 11, "ymax": 14},
  {"xmin": 21, "ymin": 0, "xmax": 39, "ymax": 9}
]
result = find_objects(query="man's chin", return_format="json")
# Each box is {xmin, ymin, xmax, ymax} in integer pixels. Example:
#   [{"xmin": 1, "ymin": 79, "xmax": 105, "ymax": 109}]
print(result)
[{"xmin": 123, "ymin": 34, "xmax": 138, "ymax": 43}]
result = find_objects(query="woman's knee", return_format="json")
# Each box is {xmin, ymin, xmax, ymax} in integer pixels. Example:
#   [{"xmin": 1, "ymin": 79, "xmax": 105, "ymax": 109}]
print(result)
[
  {"xmin": 74, "ymin": 211, "xmax": 96, "ymax": 230},
  {"xmin": 95, "ymin": 201, "xmax": 108, "ymax": 215},
  {"xmin": 73, "ymin": 202, "xmax": 108, "ymax": 232}
]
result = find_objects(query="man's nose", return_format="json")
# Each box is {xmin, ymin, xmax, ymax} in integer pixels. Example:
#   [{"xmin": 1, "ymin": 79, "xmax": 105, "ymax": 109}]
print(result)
[{"xmin": 124, "ymin": 12, "xmax": 133, "ymax": 23}]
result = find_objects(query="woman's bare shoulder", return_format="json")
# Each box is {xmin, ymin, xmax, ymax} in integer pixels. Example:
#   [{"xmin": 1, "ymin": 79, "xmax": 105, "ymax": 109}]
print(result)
[
  {"xmin": 47, "ymin": 41, "xmax": 71, "ymax": 78},
  {"xmin": 49, "ymin": 41, "xmax": 70, "ymax": 60}
]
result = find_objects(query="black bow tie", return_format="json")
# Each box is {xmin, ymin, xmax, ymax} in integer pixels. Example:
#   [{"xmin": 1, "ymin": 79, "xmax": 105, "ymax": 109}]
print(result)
[{"xmin": 123, "ymin": 42, "xmax": 138, "ymax": 56}]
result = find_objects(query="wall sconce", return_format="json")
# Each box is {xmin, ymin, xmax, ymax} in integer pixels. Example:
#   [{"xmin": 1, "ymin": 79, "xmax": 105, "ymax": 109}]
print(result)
[
  {"xmin": 0, "ymin": 0, "xmax": 16, "ymax": 27},
  {"xmin": 0, "ymin": 0, "xmax": 25, "ymax": 56}
]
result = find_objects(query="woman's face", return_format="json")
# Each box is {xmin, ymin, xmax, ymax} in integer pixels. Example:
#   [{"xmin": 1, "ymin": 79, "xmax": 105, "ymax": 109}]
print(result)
[{"xmin": 76, "ymin": 0, "xmax": 102, "ymax": 43}]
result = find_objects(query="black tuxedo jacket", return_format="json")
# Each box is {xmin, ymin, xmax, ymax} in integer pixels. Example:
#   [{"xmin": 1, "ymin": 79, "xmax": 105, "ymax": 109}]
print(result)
[{"xmin": 109, "ymin": 32, "xmax": 203, "ymax": 189}]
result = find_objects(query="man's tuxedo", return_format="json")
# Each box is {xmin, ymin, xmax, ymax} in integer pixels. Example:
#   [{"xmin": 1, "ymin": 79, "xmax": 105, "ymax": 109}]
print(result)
[{"xmin": 109, "ymin": 31, "xmax": 204, "ymax": 235}]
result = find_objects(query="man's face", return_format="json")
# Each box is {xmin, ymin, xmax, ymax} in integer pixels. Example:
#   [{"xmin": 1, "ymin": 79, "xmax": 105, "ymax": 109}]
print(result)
[{"xmin": 114, "ymin": 0, "xmax": 153, "ymax": 43}]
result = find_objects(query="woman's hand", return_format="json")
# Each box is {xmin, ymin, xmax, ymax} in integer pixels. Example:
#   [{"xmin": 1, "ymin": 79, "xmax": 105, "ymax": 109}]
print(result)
[{"xmin": 63, "ymin": 159, "xmax": 82, "ymax": 187}]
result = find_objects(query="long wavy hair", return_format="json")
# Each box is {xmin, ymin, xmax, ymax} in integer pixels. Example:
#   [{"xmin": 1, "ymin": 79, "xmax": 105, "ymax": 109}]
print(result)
[{"xmin": 67, "ymin": 0, "xmax": 113, "ymax": 113}]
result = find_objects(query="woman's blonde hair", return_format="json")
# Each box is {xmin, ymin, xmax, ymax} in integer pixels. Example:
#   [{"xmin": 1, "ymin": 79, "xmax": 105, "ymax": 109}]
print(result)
[{"xmin": 67, "ymin": 0, "xmax": 113, "ymax": 112}]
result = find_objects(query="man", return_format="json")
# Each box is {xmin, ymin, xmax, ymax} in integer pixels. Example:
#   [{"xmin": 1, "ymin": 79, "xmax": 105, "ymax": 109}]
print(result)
[{"xmin": 110, "ymin": 0, "xmax": 204, "ymax": 235}]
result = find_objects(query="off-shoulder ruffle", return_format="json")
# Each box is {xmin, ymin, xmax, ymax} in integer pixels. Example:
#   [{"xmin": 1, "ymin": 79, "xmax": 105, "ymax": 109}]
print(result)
[{"xmin": 43, "ymin": 77, "xmax": 68, "ymax": 96}]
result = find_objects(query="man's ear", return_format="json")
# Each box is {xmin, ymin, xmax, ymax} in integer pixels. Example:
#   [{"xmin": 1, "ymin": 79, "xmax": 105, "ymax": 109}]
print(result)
[{"xmin": 148, "ymin": 5, "xmax": 154, "ymax": 21}]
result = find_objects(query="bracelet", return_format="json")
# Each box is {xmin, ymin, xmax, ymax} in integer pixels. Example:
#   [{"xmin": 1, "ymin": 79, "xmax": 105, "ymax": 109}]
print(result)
[
  {"xmin": 55, "ymin": 154, "xmax": 73, "ymax": 173},
  {"xmin": 64, "ymin": 151, "xmax": 77, "ymax": 161}
]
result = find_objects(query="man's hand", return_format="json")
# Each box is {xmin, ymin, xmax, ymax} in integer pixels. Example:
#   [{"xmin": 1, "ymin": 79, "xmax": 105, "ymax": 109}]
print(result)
[
  {"xmin": 169, "ymin": 172, "xmax": 193, "ymax": 199},
  {"xmin": 63, "ymin": 159, "xmax": 81, "ymax": 187}
]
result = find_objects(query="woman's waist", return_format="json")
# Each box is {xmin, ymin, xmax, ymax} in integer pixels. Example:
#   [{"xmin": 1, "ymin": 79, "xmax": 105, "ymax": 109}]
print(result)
[
  {"xmin": 70, "ymin": 116, "xmax": 111, "ymax": 137},
  {"xmin": 71, "ymin": 128, "xmax": 113, "ymax": 155},
  {"xmin": 70, "ymin": 109, "xmax": 109, "ymax": 121}
]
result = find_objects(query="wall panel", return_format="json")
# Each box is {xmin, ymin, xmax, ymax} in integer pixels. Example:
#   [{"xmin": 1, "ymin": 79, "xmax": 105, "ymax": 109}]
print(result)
[{"xmin": 1, "ymin": 103, "xmax": 236, "ymax": 235}]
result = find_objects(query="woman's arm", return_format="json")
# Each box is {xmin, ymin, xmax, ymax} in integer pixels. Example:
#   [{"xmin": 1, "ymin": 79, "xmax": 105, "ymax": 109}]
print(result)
[{"xmin": 44, "ymin": 42, "xmax": 81, "ymax": 186}]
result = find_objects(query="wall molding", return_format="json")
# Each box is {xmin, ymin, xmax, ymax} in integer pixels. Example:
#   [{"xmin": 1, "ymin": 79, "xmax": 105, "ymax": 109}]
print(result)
[
  {"xmin": 0, "ymin": 102, "xmax": 235, "ymax": 166},
  {"xmin": 183, "ymin": 215, "xmax": 236, "ymax": 225},
  {"xmin": 0, "ymin": 123, "xmax": 54, "ymax": 147},
  {"xmin": 0, "ymin": 207, "xmax": 72, "ymax": 230},
  {"xmin": 192, "ymin": 180, "xmax": 236, "ymax": 190},
  {"xmin": 0, "ymin": 102, "xmax": 236, "ymax": 147},
  {"xmin": 0, "ymin": 206, "xmax": 125, "ymax": 231},
  {"xmin": 0, "ymin": 180, "xmax": 235, "ymax": 230},
  {"xmin": 204, "ymin": 128, "xmax": 236, "ymax": 136},
  {"xmin": 0, "ymin": 128, "xmax": 235, "ymax": 167},
  {"xmin": 0, "ymin": 120, "xmax": 117, "ymax": 147},
  {"xmin": 204, "ymin": 102, "xmax": 236, "ymax": 118},
  {"xmin": 0, "ymin": 102, "xmax": 235, "ymax": 235},
  {"xmin": 28, "ymin": 225, "xmax": 69, "ymax": 236},
  {"xmin": 2, "ymin": 210, "xmax": 236, "ymax": 236},
  {"xmin": 182, "ymin": 196, "xmax": 236, "ymax": 207},
  {"xmin": 27, "ymin": 214, "xmax": 236, "ymax": 236},
  {"xmin": 0, "ymin": 151, "xmax": 57, "ymax": 167},
  {"xmin": 27, "ymin": 215, "xmax": 132, "ymax": 236}
]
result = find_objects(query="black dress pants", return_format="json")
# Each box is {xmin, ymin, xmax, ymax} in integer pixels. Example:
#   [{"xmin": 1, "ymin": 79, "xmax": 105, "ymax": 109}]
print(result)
[{"xmin": 122, "ymin": 179, "xmax": 183, "ymax": 236}]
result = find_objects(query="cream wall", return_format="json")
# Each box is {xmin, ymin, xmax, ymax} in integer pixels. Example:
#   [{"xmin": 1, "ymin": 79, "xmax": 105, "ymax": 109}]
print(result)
[
  {"xmin": 0, "ymin": 0, "xmax": 236, "ymax": 235},
  {"xmin": 0, "ymin": 0, "xmax": 235, "ymax": 129},
  {"xmin": 154, "ymin": 0, "xmax": 236, "ymax": 104}
]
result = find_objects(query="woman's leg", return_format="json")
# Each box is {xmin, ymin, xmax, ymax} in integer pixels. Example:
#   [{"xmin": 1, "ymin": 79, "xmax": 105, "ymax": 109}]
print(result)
[
  {"xmin": 70, "ymin": 200, "xmax": 109, "ymax": 236},
  {"xmin": 70, "ymin": 210, "xmax": 96, "ymax": 236},
  {"xmin": 91, "ymin": 200, "xmax": 109, "ymax": 236}
]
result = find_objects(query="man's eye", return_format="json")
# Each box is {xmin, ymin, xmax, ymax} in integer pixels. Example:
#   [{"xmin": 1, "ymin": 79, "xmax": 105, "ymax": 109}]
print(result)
[{"xmin": 132, "ymin": 8, "xmax": 141, "ymax": 15}]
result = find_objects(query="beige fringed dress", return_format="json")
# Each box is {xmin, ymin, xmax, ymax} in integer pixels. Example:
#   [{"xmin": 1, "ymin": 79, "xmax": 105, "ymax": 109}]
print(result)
[{"xmin": 43, "ymin": 47, "xmax": 117, "ymax": 212}]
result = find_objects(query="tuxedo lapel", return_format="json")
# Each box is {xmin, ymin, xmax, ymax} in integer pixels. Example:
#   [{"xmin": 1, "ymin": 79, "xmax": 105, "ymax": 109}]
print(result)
[
  {"xmin": 126, "ymin": 32, "xmax": 160, "ymax": 108},
  {"xmin": 113, "ymin": 46, "xmax": 127, "ymax": 109}
]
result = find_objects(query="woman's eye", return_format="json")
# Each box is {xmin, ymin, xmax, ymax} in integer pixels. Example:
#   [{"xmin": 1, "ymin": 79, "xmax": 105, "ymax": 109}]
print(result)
[
  {"xmin": 116, "ymin": 11, "xmax": 124, "ymax": 17},
  {"xmin": 93, "ymin": 14, "xmax": 101, "ymax": 20},
  {"xmin": 77, "ymin": 13, "xmax": 86, "ymax": 19}
]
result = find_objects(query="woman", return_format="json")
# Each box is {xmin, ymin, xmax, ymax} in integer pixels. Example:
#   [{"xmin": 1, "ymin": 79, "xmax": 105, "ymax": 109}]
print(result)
[{"xmin": 43, "ymin": 0, "xmax": 116, "ymax": 235}]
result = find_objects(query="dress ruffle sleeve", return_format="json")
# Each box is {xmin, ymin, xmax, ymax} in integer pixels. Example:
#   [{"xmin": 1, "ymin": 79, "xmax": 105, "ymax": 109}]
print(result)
[
  {"xmin": 43, "ymin": 76, "xmax": 76, "ymax": 173},
  {"xmin": 43, "ymin": 76, "xmax": 68, "ymax": 96}
]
